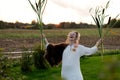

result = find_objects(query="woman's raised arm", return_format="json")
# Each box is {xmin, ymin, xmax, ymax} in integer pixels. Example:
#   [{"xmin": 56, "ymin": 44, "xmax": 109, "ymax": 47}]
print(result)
[
  {"xmin": 95, "ymin": 38, "xmax": 102, "ymax": 47},
  {"xmin": 42, "ymin": 33, "xmax": 49, "ymax": 47}
]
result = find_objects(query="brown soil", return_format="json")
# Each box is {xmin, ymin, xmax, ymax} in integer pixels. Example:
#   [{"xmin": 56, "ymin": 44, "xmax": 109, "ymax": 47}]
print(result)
[{"xmin": 0, "ymin": 36, "xmax": 120, "ymax": 52}]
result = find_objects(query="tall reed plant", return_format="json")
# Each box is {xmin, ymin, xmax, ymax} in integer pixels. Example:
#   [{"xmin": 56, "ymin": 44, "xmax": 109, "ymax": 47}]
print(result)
[
  {"xmin": 27, "ymin": 0, "xmax": 50, "ymax": 69},
  {"xmin": 28, "ymin": 0, "xmax": 47, "ymax": 50},
  {"xmin": 89, "ymin": 0, "xmax": 119, "ymax": 60}
]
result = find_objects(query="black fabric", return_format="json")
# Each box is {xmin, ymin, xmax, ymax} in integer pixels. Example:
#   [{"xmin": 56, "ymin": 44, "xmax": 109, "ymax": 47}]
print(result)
[{"xmin": 44, "ymin": 43, "xmax": 68, "ymax": 67}]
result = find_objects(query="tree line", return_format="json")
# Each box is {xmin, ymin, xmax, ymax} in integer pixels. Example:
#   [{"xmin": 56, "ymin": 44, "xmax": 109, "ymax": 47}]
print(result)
[{"xmin": 0, "ymin": 18, "xmax": 120, "ymax": 29}]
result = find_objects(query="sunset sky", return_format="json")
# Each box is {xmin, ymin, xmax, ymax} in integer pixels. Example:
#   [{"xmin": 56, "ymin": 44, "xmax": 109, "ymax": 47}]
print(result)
[{"xmin": 0, "ymin": 0, "xmax": 120, "ymax": 24}]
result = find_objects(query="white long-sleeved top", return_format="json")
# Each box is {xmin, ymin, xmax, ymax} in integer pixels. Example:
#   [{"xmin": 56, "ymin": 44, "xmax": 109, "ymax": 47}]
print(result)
[{"xmin": 61, "ymin": 44, "xmax": 98, "ymax": 80}]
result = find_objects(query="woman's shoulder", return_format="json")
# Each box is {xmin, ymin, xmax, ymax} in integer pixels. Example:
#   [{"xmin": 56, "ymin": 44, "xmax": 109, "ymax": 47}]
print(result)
[
  {"xmin": 78, "ymin": 44, "xmax": 85, "ymax": 48},
  {"xmin": 78, "ymin": 44, "xmax": 89, "ymax": 50},
  {"xmin": 47, "ymin": 42, "xmax": 68, "ymax": 48}
]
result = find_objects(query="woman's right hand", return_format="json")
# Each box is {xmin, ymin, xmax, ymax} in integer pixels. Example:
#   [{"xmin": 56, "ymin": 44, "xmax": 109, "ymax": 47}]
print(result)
[
  {"xmin": 95, "ymin": 38, "xmax": 102, "ymax": 47},
  {"xmin": 42, "ymin": 33, "xmax": 45, "ymax": 38},
  {"xmin": 42, "ymin": 33, "xmax": 49, "ymax": 44}
]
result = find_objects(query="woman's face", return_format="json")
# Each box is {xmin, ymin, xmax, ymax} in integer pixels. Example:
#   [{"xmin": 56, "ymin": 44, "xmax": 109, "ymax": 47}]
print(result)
[{"xmin": 68, "ymin": 32, "xmax": 76, "ymax": 42}]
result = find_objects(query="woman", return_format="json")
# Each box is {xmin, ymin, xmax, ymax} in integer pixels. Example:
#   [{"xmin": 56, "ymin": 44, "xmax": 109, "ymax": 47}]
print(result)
[{"xmin": 43, "ymin": 31, "xmax": 101, "ymax": 80}]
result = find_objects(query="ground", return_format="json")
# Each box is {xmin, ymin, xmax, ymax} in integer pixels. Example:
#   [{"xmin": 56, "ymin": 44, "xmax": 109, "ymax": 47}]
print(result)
[{"xmin": 0, "ymin": 36, "xmax": 120, "ymax": 52}]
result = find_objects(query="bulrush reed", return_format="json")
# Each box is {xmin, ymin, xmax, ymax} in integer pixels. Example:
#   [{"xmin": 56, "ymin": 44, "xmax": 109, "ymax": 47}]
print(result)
[
  {"xmin": 28, "ymin": 0, "xmax": 47, "ymax": 50},
  {"xmin": 89, "ymin": 0, "xmax": 119, "ymax": 61}
]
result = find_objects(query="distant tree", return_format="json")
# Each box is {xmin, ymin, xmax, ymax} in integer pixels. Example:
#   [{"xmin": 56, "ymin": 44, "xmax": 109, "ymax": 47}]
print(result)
[
  {"xmin": 0, "ymin": 21, "xmax": 5, "ymax": 29},
  {"xmin": 45, "ymin": 24, "xmax": 55, "ymax": 29},
  {"xmin": 70, "ymin": 22, "xmax": 76, "ymax": 28},
  {"xmin": 59, "ymin": 22, "xmax": 65, "ymax": 28},
  {"xmin": 31, "ymin": 20, "xmax": 37, "ymax": 25},
  {"xmin": 114, "ymin": 19, "xmax": 120, "ymax": 28},
  {"xmin": 64, "ymin": 22, "xmax": 71, "ymax": 28}
]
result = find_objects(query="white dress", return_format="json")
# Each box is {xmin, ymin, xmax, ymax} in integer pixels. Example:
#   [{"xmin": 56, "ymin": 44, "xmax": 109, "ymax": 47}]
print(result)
[{"xmin": 61, "ymin": 44, "xmax": 98, "ymax": 80}]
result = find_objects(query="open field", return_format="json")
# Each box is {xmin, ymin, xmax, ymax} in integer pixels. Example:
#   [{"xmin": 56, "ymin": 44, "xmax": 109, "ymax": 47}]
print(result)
[
  {"xmin": 0, "ymin": 29, "xmax": 120, "ymax": 80},
  {"xmin": 0, "ymin": 28, "xmax": 120, "ymax": 52}
]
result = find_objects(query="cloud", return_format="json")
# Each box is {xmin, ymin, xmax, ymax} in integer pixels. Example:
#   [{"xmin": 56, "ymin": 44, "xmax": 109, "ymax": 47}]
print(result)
[
  {"xmin": 50, "ymin": 0, "xmax": 120, "ymax": 18},
  {"xmin": 51, "ymin": 0, "xmax": 71, "ymax": 8},
  {"xmin": 0, "ymin": 0, "xmax": 119, "ymax": 24},
  {"xmin": 51, "ymin": 0, "xmax": 89, "ymax": 16}
]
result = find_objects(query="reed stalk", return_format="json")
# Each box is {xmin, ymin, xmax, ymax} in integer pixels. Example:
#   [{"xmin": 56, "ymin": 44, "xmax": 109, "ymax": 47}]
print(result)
[
  {"xmin": 28, "ymin": 0, "xmax": 47, "ymax": 50},
  {"xmin": 90, "ymin": 0, "xmax": 119, "ymax": 61},
  {"xmin": 89, "ymin": 0, "xmax": 110, "ymax": 61}
]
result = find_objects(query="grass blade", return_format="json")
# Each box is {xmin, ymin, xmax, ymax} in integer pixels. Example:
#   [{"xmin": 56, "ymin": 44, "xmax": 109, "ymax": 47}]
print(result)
[
  {"xmin": 106, "ymin": 0, "xmax": 110, "ymax": 9},
  {"xmin": 28, "ymin": 0, "xmax": 37, "ymax": 13}
]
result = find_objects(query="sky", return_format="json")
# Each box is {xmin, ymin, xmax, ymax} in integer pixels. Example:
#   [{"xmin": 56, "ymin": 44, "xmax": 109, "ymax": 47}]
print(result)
[{"xmin": 0, "ymin": 0, "xmax": 120, "ymax": 24}]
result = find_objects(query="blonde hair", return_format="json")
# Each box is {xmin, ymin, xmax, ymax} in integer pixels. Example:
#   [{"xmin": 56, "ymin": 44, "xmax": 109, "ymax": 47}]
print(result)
[{"xmin": 65, "ymin": 31, "xmax": 80, "ymax": 44}]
